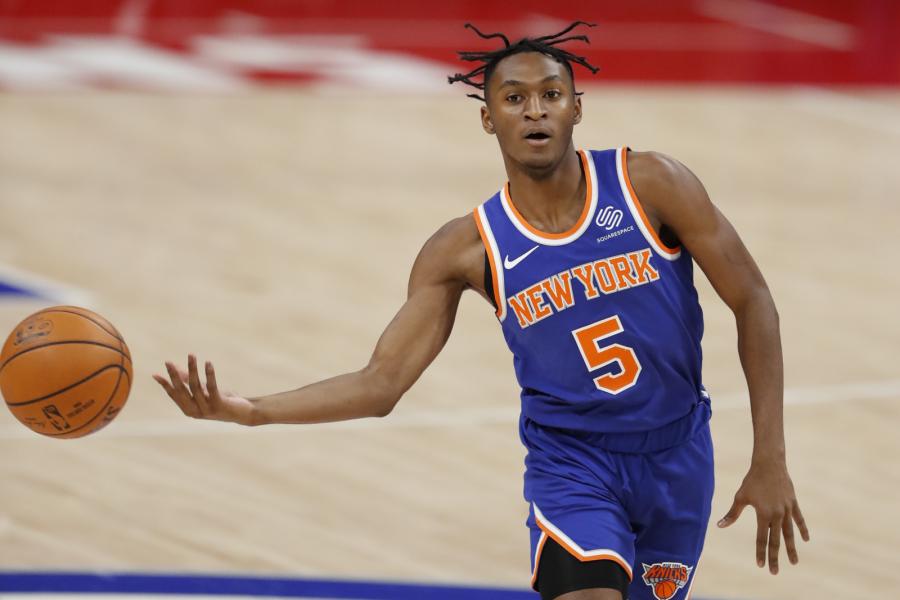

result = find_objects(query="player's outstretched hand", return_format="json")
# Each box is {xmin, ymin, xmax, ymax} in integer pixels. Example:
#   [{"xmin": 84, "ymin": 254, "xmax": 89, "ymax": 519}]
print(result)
[
  {"xmin": 716, "ymin": 459, "xmax": 810, "ymax": 575},
  {"xmin": 153, "ymin": 354, "xmax": 255, "ymax": 425}
]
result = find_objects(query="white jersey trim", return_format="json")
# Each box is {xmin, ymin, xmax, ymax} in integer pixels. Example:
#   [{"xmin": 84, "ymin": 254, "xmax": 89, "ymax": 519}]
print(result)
[
  {"xmin": 685, "ymin": 558, "xmax": 700, "ymax": 599},
  {"xmin": 533, "ymin": 502, "xmax": 634, "ymax": 580},
  {"xmin": 475, "ymin": 204, "xmax": 507, "ymax": 322},
  {"xmin": 615, "ymin": 146, "xmax": 682, "ymax": 261},
  {"xmin": 530, "ymin": 530, "xmax": 548, "ymax": 588},
  {"xmin": 499, "ymin": 149, "xmax": 599, "ymax": 247}
]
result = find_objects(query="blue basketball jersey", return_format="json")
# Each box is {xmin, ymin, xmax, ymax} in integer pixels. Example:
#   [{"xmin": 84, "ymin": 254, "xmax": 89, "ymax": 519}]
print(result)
[{"xmin": 473, "ymin": 147, "xmax": 707, "ymax": 433}]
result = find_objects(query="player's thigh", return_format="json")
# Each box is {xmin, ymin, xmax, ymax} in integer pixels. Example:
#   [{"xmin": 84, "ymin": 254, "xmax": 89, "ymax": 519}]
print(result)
[
  {"xmin": 536, "ymin": 537, "xmax": 629, "ymax": 600},
  {"xmin": 523, "ymin": 419, "xmax": 637, "ymax": 587},
  {"xmin": 629, "ymin": 426, "xmax": 714, "ymax": 600}
]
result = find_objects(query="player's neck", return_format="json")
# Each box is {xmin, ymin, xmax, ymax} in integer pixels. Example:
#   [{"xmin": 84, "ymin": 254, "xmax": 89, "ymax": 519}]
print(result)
[{"xmin": 504, "ymin": 147, "xmax": 585, "ymax": 232}]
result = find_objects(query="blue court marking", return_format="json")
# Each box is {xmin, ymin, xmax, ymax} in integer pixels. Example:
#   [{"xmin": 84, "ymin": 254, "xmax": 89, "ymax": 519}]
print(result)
[
  {"xmin": 0, "ymin": 572, "xmax": 536, "ymax": 599},
  {"xmin": 0, "ymin": 265, "xmax": 88, "ymax": 304},
  {"xmin": 0, "ymin": 572, "xmax": 730, "ymax": 600},
  {"xmin": 0, "ymin": 280, "xmax": 43, "ymax": 299}
]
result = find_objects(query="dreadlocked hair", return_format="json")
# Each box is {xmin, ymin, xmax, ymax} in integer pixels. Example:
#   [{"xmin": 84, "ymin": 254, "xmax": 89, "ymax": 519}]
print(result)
[{"xmin": 447, "ymin": 21, "xmax": 599, "ymax": 101}]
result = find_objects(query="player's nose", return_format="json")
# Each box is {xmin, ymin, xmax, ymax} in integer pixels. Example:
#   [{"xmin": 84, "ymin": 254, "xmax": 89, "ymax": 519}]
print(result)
[{"xmin": 524, "ymin": 94, "xmax": 546, "ymax": 120}]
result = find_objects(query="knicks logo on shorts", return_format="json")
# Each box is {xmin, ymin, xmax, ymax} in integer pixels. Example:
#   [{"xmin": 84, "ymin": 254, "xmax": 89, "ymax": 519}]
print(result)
[{"xmin": 641, "ymin": 562, "xmax": 693, "ymax": 600}]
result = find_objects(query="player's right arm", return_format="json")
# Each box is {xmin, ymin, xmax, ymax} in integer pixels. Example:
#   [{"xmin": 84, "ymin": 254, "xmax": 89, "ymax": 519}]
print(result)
[{"xmin": 154, "ymin": 215, "xmax": 487, "ymax": 425}]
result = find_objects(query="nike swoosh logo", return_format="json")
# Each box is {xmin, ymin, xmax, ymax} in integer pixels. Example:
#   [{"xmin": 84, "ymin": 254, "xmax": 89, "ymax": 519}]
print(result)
[{"xmin": 504, "ymin": 245, "xmax": 539, "ymax": 269}]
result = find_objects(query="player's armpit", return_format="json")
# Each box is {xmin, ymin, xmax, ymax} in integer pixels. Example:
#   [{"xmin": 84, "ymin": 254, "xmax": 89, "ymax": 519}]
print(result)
[
  {"xmin": 626, "ymin": 151, "xmax": 771, "ymax": 313},
  {"xmin": 407, "ymin": 213, "xmax": 488, "ymax": 299}
]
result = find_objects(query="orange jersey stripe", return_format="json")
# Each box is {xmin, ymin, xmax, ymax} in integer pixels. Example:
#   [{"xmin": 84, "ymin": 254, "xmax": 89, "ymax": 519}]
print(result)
[
  {"xmin": 535, "ymin": 519, "xmax": 634, "ymax": 581},
  {"xmin": 472, "ymin": 208, "xmax": 503, "ymax": 317},
  {"xmin": 530, "ymin": 532, "xmax": 549, "ymax": 588},
  {"xmin": 620, "ymin": 148, "xmax": 681, "ymax": 255},
  {"xmin": 503, "ymin": 150, "xmax": 594, "ymax": 241}
]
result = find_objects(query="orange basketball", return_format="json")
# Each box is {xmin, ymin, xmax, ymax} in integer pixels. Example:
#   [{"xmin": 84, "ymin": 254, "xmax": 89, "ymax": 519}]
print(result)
[
  {"xmin": 654, "ymin": 580, "xmax": 678, "ymax": 599},
  {"xmin": 0, "ymin": 306, "xmax": 132, "ymax": 438}
]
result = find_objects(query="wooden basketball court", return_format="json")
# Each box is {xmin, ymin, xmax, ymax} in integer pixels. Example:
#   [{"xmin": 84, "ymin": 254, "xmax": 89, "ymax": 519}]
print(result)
[{"xmin": 1, "ymin": 85, "xmax": 898, "ymax": 599}]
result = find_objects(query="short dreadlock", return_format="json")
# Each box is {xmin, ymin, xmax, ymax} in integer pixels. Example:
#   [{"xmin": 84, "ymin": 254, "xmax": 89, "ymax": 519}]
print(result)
[{"xmin": 447, "ymin": 21, "xmax": 600, "ymax": 102}]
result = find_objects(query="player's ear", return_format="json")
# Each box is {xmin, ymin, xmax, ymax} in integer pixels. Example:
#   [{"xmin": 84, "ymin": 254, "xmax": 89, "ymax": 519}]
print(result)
[
  {"xmin": 573, "ymin": 95, "xmax": 583, "ymax": 125},
  {"xmin": 481, "ymin": 105, "xmax": 495, "ymax": 135}
]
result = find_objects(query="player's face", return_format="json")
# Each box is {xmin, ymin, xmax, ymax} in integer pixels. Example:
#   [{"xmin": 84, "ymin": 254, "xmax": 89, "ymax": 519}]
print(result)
[{"xmin": 481, "ymin": 52, "xmax": 582, "ymax": 171}]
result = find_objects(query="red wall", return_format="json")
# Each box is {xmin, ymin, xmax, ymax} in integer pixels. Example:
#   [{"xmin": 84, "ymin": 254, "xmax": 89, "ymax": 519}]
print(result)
[{"xmin": 1, "ymin": 0, "xmax": 898, "ymax": 85}]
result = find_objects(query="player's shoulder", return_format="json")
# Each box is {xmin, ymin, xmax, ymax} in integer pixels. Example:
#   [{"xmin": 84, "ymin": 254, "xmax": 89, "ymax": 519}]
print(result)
[
  {"xmin": 627, "ymin": 150, "xmax": 692, "ymax": 190},
  {"xmin": 426, "ymin": 213, "xmax": 481, "ymax": 252},
  {"xmin": 626, "ymin": 149, "xmax": 708, "ymax": 210},
  {"xmin": 412, "ymin": 213, "xmax": 483, "ymax": 287}
]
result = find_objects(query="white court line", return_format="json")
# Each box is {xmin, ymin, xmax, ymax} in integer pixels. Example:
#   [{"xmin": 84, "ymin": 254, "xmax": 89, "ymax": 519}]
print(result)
[
  {"xmin": 695, "ymin": 0, "xmax": 856, "ymax": 50},
  {"xmin": 712, "ymin": 379, "xmax": 900, "ymax": 409},
  {"xmin": 195, "ymin": 34, "xmax": 451, "ymax": 92},
  {"xmin": 43, "ymin": 36, "xmax": 247, "ymax": 92},
  {"xmin": 0, "ymin": 43, "xmax": 87, "ymax": 90},
  {"xmin": 1, "ymin": 379, "xmax": 898, "ymax": 440},
  {"xmin": 788, "ymin": 86, "xmax": 900, "ymax": 138}
]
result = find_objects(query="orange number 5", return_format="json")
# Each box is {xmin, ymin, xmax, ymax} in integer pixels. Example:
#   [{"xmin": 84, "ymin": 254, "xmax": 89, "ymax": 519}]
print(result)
[{"xmin": 571, "ymin": 315, "xmax": 642, "ymax": 394}]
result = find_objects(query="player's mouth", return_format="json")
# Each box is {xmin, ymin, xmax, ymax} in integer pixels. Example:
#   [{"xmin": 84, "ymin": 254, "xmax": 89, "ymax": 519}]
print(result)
[{"xmin": 523, "ymin": 128, "xmax": 552, "ymax": 147}]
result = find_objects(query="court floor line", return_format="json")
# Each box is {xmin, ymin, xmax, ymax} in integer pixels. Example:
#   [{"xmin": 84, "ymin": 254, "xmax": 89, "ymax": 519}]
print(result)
[
  {"xmin": 0, "ymin": 572, "xmax": 532, "ymax": 600},
  {"xmin": 0, "ymin": 571, "xmax": 731, "ymax": 600},
  {"xmin": 0, "ymin": 378, "xmax": 897, "ymax": 440},
  {"xmin": 789, "ymin": 86, "xmax": 900, "ymax": 137}
]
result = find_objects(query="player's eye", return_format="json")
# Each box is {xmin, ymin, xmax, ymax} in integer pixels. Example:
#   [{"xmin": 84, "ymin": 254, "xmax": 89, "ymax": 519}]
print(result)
[
  {"xmin": 545, "ymin": 89, "xmax": 561, "ymax": 99},
  {"xmin": 506, "ymin": 94, "xmax": 522, "ymax": 103}
]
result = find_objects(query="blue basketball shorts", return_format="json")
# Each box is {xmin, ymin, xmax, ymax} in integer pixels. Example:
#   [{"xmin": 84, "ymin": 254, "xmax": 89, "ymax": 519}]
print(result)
[{"xmin": 521, "ymin": 400, "xmax": 714, "ymax": 600}]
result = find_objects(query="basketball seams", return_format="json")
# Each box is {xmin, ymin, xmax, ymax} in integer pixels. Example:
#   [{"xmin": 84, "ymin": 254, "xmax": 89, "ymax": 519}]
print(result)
[
  {"xmin": 0, "ymin": 340, "xmax": 131, "ymax": 374},
  {"xmin": 1, "ymin": 306, "xmax": 132, "ymax": 438},
  {"xmin": 43, "ymin": 368, "xmax": 130, "ymax": 438},
  {"xmin": 4, "ymin": 363, "xmax": 129, "ymax": 407},
  {"xmin": 39, "ymin": 308, "xmax": 125, "ymax": 344}
]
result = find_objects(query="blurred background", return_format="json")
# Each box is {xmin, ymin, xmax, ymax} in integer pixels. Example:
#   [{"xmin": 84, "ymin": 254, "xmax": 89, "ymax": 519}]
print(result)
[
  {"xmin": 1, "ymin": 1, "xmax": 899, "ymax": 599},
  {"xmin": 1, "ymin": 0, "xmax": 899, "ymax": 89}
]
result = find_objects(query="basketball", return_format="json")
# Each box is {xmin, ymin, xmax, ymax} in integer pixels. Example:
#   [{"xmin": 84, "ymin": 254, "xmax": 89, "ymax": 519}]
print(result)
[
  {"xmin": 654, "ymin": 580, "xmax": 678, "ymax": 599},
  {"xmin": 0, "ymin": 306, "xmax": 132, "ymax": 438}
]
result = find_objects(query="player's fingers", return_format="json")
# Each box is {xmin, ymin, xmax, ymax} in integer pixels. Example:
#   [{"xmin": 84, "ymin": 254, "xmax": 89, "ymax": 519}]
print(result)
[
  {"xmin": 755, "ymin": 513, "xmax": 768, "ymax": 568},
  {"xmin": 187, "ymin": 354, "xmax": 210, "ymax": 415},
  {"xmin": 153, "ymin": 374, "xmax": 175, "ymax": 400},
  {"xmin": 172, "ymin": 365, "xmax": 190, "ymax": 384},
  {"xmin": 792, "ymin": 500, "xmax": 810, "ymax": 542},
  {"xmin": 205, "ymin": 361, "xmax": 220, "ymax": 401},
  {"xmin": 768, "ymin": 517, "xmax": 782, "ymax": 574},
  {"xmin": 717, "ymin": 498, "xmax": 746, "ymax": 528},
  {"xmin": 152, "ymin": 374, "xmax": 175, "ymax": 397},
  {"xmin": 166, "ymin": 361, "xmax": 200, "ymax": 417},
  {"xmin": 166, "ymin": 361, "xmax": 189, "ymax": 394},
  {"xmin": 783, "ymin": 513, "xmax": 799, "ymax": 565}
]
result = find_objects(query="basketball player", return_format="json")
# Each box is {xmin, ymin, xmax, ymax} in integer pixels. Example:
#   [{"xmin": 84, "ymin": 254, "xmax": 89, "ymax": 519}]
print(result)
[{"xmin": 155, "ymin": 23, "xmax": 809, "ymax": 600}]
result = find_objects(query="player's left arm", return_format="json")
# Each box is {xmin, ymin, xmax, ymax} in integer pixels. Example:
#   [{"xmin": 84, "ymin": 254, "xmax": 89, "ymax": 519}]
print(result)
[{"xmin": 628, "ymin": 150, "xmax": 810, "ymax": 575}]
